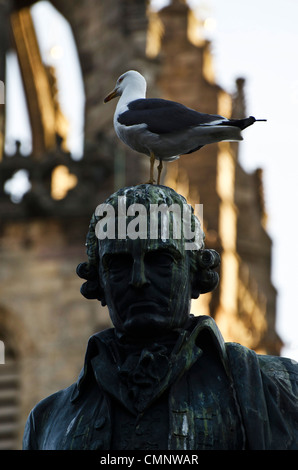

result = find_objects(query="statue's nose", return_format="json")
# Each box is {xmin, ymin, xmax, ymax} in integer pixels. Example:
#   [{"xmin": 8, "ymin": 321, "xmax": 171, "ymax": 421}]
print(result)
[{"xmin": 129, "ymin": 259, "xmax": 151, "ymax": 289}]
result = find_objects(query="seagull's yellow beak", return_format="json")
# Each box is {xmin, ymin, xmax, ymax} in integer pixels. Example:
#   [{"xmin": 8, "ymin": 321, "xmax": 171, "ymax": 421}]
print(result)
[{"xmin": 104, "ymin": 87, "xmax": 119, "ymax": 103}]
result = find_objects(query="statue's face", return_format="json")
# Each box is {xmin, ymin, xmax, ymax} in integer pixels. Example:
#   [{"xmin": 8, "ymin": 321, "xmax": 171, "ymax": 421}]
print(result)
[{"xmin": 99, "ymin": 237, "xmax": 192, "ymax": 338}]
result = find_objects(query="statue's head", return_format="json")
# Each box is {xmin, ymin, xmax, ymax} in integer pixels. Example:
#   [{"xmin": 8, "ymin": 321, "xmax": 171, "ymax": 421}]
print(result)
[{"xmin": 77, "ymin": 185, "xmax": 220, "ymax": 339}]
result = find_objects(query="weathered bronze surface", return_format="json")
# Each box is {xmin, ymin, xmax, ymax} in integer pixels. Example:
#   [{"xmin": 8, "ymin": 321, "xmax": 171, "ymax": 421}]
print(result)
[{"xmin": 23, "ymin": 185, "xmax": 298, "ymax": 450}]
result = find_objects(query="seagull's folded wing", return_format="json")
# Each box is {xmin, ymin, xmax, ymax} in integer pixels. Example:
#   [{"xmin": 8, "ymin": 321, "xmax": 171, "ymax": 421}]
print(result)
[{"xmin": 117, "ymin": 98, "xmax": 226, "ymax": 134}]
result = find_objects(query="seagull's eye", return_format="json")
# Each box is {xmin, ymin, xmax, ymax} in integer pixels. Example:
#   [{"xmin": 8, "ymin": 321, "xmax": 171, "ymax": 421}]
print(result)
[{"xmin": 118, "ymin": 77, "xmax": 124, "ymax": 84}]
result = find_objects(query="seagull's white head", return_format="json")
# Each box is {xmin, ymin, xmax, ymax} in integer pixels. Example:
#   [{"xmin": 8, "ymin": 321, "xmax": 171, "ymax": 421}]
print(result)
[{"xmin": 104, "ymin": 70, "xmax": 146, "ymax": 103}]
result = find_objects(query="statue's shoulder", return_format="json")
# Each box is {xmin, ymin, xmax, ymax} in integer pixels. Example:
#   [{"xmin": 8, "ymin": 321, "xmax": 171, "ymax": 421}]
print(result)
[
  {"xmin": 26, "ymin": 329, "xmax": 115, "ymax": 421},
  {"xmin": 225, "ymin": 342, "xmax": 298, "ymax": 449},
  {"xmin": 226, "ymin": 341, "xmax": 298, "ymax": 384},
  {"xmin": 23, "ymin": 383, "xmax": 77, "ymax": 449},
  {"xmin": 30, "ymin": 383, "xmax": 77, "ymax": 421},
  {"xmin": 257, "ymin": 352, "xmax": 298, "ymax": 383}
]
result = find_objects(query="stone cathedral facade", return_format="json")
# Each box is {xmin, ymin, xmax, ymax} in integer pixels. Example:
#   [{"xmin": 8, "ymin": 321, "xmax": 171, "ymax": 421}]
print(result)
[{"xmin": 0, "ymin": 0, "xmax": 281, "ymax": 449}]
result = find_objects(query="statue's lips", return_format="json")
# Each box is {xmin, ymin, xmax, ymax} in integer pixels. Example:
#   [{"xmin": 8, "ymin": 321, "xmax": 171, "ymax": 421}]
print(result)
[{"xmin": 127, "ymin": 300, "xmax": 162, "ymax": 315}]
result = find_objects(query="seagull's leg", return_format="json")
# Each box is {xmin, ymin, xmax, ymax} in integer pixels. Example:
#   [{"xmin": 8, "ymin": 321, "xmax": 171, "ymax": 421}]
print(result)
[
  {"xmin": 147, "ymin": 151, "xmax": 156, "ymax": 184},
  {"xmin": 157, "ymin": 159, "xmax": 163, "ymax": 185}
]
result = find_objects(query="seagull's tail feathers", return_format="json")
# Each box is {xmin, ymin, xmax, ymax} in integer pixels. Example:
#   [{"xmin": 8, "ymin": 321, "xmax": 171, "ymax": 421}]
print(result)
[
  {"xmin": 184, "ymin": 126, "xmax": 243, "ymax": 154},
  {"xmin": 225, "ymin": 116, "xmax": 267, "ymax": 130},
  {"xmin": 181, "ymin": 115, "xmax": 266, "ymax": 156}
]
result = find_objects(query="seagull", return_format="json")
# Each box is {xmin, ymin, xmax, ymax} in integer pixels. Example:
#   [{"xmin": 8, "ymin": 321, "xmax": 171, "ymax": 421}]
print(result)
[{"xmin": 104, "ymin": 70, "xmax": 266, "ymax": 184}]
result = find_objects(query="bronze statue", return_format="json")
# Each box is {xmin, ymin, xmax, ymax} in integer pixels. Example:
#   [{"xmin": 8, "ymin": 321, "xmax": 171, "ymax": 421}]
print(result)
[{"xmin": 23, "ymin": 185, "xmax": 298, "ymax": 450}]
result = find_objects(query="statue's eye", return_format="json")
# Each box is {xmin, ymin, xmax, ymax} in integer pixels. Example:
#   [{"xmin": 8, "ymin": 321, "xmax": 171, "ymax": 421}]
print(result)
[
  {"xmin": 103, "ymin": 253, "xmax": 132, "ymax": 273},
  {"xmin": 145, "ymin": 251, "xmax": 174, "ymax": 268}
]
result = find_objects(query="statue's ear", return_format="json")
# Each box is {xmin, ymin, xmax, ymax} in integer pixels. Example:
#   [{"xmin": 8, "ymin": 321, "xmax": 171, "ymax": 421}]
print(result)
[
  {"xmin": 191, "ymin": 249, "xmax": 220, "ymax": 299},
  {"xmin": 76, "ymin": 262, "xmax": 106, "ymax": 306}
]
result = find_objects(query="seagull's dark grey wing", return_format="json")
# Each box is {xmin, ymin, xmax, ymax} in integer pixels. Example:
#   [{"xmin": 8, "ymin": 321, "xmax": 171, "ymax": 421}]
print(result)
[{"xmin": 117, "ymin": 98, "xmax": 227, "ymax": 134}]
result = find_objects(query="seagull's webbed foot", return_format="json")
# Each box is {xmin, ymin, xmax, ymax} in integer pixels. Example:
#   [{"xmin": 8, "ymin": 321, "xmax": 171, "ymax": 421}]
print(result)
[{"xmin": 144, "ymin": 178, "xmax": 156, "ymax": 184}]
